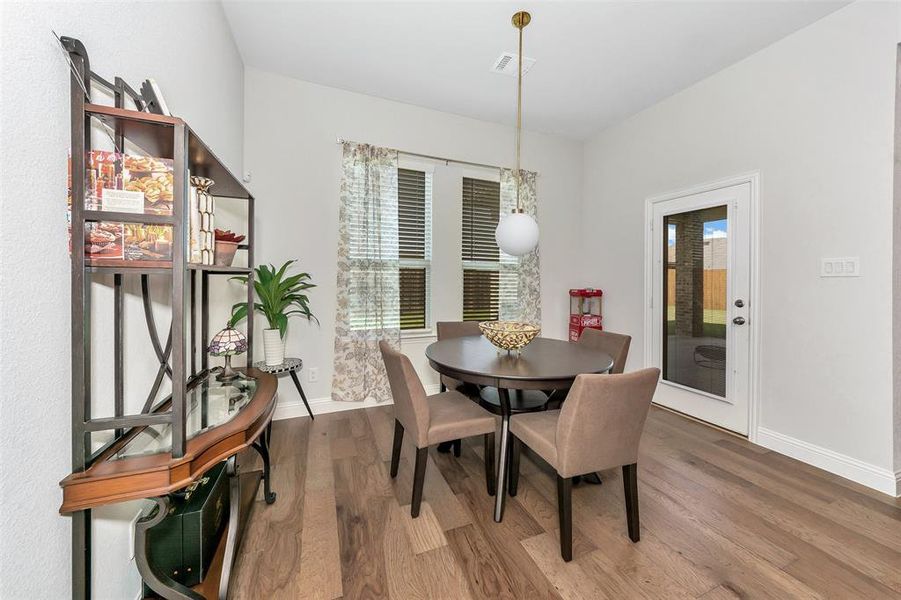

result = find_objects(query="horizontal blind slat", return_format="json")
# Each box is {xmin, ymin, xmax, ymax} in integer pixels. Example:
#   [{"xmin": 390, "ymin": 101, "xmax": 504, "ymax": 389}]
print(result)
[
  {"xmin": 462, "ymin": 268, "xmax": 499, "ymax": 322},
  {"xmin": 462, "ymin": 177, "xmax": 501, "ymax": 263},
  {"xmin": 462, "ymin": 176, "xmax": 506, "ymax": 321},
  {"xmin": 398, "ymin": 168, "xmax": 431, "ymax": 330}
]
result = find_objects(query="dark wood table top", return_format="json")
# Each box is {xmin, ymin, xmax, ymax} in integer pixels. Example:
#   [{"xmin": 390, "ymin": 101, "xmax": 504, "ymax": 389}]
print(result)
[{"xmin": 426, "ymin": 335, "xmax": 614, "ymax": 390}]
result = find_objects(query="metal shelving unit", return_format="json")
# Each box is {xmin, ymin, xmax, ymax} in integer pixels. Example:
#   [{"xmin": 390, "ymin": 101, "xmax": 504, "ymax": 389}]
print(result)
[{"xmin": 61, "ymin": 36, "xmax": 257, "ymax": 599}]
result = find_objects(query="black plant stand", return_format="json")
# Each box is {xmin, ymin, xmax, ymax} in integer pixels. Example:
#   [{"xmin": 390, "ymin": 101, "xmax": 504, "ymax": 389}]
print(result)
[{"xmin": 254, "ymin": 358, "xmax": 314, "ymax": 419}]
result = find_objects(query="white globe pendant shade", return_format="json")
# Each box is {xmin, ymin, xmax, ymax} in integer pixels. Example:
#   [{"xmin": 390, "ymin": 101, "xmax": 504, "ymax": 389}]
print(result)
[
  {"xmin": 496, "ymin": 212, "xmax": 539, "ymax": 256},
  {"xmin": 496, "ymin": 12, "xmax": 540, "ymax": 258}
]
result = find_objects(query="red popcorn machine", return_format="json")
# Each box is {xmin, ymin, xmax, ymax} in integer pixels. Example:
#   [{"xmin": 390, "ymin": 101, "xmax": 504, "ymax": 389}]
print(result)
[{"xmin": 569, "ymin": 288, "xmax": 603, "ymax": 341}]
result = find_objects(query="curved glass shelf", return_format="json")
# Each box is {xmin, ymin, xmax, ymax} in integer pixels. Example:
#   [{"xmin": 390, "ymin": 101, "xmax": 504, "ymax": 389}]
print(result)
[{"xmin": 114, "ymin": 373, "xmax": 257, "ymax": 460}]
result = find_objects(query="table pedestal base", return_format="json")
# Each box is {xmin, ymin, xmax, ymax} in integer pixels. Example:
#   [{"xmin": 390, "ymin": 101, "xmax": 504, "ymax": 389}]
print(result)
[
  {"xmin": 574, "ymin": 472, "xmax": 603, "ymax": 485},
  {"xmin": 494, "ymin": 388, "xmax": 512, "ymax": 522},
  {"xmin": 436, "ymin": 440, "xmax": 461, "ymax": 455}
]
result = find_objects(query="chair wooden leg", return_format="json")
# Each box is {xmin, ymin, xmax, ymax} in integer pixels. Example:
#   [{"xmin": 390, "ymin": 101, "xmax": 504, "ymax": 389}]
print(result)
[
  {"xmin": 623, "ymin": 462, "xmax": 640, "ymax": 542},
  {"xmin": 453, "ymin": 439, "xmax": 462, "ymax": 457},
  {"xmin": 390, "ymin": 420, "xmax": 404, "ymax": 478},
  {"xmin": 411, "ymin": 447, "xmax": 429, "ymax": 518},
  {"xmin": 508, "ymin": 436, "xmax": 521, "ymax": 497},
  {"xmin": 557, "ymin": 475, "xmax": 573, "ymax": 561},
  {"xmin": 484, "ymin": 433, "xmax": 496, "ymax": 496}
]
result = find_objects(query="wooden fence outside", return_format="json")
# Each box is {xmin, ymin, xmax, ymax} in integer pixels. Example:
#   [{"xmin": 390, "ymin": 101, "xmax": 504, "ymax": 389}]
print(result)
[{"xmin": 667, "ymin": 269, "xmax": 727, "ymax": 311}]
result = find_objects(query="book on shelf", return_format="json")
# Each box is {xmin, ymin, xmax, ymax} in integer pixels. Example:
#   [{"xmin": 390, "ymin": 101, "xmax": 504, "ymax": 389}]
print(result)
[{"xmin": 68, "ymin": 151, "xmax": 174, "ymax": 265}]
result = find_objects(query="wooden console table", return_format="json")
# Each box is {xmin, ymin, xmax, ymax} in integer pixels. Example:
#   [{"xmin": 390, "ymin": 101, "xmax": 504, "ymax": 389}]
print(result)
[{"xmin": 60, "ymin": 369, "xmax": 278, "ymax": 599}]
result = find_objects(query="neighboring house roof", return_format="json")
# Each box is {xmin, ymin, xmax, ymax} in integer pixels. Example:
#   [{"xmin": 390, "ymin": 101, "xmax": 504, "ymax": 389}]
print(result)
[{"xmin": 704, "ymin": 238, "xmax": 727, "ymax": 270}]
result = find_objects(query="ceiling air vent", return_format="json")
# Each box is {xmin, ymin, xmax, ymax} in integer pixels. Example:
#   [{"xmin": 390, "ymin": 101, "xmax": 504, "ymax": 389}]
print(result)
[{"xmin": 491, "ymin": 52, "xmax": 536, "ymax": 77}]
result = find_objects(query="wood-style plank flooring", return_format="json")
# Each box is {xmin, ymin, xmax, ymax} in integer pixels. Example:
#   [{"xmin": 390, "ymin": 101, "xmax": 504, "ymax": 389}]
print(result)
[{"xmin": 231, "ymin": 406, "xmax": 901, "ymax": 599}]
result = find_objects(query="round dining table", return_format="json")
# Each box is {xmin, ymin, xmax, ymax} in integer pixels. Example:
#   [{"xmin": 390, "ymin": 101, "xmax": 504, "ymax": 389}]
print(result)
[{"xmin": 425, "ymin": 335, "xmax": 614, "ymax": 522}]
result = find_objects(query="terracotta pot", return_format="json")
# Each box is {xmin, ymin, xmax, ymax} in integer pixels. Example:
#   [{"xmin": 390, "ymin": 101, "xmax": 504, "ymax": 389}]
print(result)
[{"xmin": 214, "ymin": 240, "xmax": 238, "ymax": 266}]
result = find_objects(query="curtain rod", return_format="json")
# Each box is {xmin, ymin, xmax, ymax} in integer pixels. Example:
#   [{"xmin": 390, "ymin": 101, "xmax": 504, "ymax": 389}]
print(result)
[{"xmin": 335, "ymin": 137, "xmax": 539, "ymax": 176}]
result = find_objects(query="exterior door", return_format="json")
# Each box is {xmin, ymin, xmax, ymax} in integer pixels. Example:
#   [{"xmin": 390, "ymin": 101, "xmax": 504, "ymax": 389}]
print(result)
[{"xmin": 649, "ymin": 181, "xmax": 751, "ymax": 435}]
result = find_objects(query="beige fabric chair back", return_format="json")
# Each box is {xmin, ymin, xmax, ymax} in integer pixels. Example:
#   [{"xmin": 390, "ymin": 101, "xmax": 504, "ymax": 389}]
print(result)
[
  {"xmin": 578, "ymin": 328, "xmax": 632, "ymax": 374},
  {"xmin": 379, "ymin": 341, "xmax": 431, "ymax": 447},
  {"xmin": 437, "ymin": 321, "xmax": 482, "ymax": 340},
  {"xmin": 555, "ymin": 368, "xmax": 659, "ymax": 477}
]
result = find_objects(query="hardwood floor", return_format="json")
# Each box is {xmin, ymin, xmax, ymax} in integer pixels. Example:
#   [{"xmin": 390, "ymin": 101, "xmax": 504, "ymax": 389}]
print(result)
[{"xmin": 230, "ymin": 405, "xmax": 901, "ymax": 599}]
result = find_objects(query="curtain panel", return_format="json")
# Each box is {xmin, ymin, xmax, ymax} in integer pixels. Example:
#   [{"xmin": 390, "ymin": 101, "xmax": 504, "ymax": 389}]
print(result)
[
  {"xmin": 500, "ymin": 168, "xmax": 541, "ymax": 325},
  {"xmin": 332, "ymin": 142, "xmax": 401, "ymax": 403}
]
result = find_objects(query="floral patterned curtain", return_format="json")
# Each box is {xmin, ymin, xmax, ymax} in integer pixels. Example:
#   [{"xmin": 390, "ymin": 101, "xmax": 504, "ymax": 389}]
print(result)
[
  {"xmin": 332, "ymin": 142, "xmax": 400, "ymax": 403},
  {"xmin": 499, "ymin": 168, "xmax": 541, "ymax": 325}
]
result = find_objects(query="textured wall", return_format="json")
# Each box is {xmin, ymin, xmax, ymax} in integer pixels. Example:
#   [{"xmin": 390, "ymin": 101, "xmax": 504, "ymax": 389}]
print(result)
[{"xmin": 0, "ymin": 3, "xmax": 244, "ymax": 598}]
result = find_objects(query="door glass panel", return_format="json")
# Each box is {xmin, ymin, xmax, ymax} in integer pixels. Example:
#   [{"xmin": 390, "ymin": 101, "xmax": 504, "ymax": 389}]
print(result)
[{"xmin": 663, "ymin": 205, "xmax": 727, "ymax": 397}]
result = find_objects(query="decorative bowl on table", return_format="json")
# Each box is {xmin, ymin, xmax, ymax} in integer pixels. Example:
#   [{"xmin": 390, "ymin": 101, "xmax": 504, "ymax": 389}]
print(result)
[{"xmin": 478, "ymin": 321, "xmax": 541, "ymax": 353}]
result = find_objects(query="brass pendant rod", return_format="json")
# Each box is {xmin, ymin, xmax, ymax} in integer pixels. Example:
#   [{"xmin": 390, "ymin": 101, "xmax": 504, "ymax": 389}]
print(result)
[
  {"xmin": 514, "ymin": 14, "xmax": 524, "ymax": 212},
  {"xmin": 511, "ymin": 10, "xmax": 530, "ymax": 213}
]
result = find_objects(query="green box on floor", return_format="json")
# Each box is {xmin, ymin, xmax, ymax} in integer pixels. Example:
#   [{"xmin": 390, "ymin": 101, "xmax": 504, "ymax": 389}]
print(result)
[{"xmin": 142, "ymin": 461, "xmax": 229, "ymax": 594}]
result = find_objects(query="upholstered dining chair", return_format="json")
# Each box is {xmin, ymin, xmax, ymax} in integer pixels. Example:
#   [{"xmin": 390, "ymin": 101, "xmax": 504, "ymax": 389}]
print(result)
[
  {"xmin": 508, "ymin": 328, "xmax": 634, "ymax": 494},
  {"xmin": 380, "ymin": 341, "xmax": 498, "ymax": 517},
  {"xmin": 436, "ymin": 320, "xmax": 482, "ymax": 393},
  {"xmin": 508, "ymin": 368, "xmax": 660, "ymax": 561},
  {"xmin": 435, "ymin": 321, "xmax": 483, "ymax": 457},
  {"xmin": 578, "ymin": 327, "xmax": 632, "ymax": 374},
  {"xmin": 543, "ymin": 328, "xmax": 632, "ymax": 413}
]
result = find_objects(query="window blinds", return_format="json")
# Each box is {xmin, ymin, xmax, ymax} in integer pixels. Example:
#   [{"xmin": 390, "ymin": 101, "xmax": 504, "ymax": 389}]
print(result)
[
  {"xmin": 462, "ymin": 177, "xmax": 501, "ymax": 263},
  {"xmin": 462, "ymin": 176, "xmax": 517, "ymax": 321},
  {"xmin": 398, "ymin": 168, "xmax": 431, "ymax": 330}
]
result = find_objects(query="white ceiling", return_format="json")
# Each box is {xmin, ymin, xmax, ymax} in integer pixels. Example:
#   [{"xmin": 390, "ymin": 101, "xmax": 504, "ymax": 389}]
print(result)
[{"xmin": 223, "ymin": 1, "xmax": 848, "ymax": 139}]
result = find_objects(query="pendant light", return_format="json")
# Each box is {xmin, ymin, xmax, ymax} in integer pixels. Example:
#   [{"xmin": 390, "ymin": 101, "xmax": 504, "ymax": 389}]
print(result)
[{"xmin": 495, "ymin": 10, "xmax": 540, "ymax": 257}]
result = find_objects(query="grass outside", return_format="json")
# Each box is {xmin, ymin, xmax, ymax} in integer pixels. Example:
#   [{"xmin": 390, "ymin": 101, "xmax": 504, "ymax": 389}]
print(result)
[{"xmin": 666, "ymin": 306, "xmax": 726, "ymax": 338}]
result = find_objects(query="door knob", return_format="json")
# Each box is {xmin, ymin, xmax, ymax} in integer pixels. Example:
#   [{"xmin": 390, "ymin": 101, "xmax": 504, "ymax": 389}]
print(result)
[
  {"xmin": 734, "ymin": 299, "xmax": 744, "ymax": 308},
  {"xmin": 732, "ymin": 316, "xmax": 746, "ymax": 325}
]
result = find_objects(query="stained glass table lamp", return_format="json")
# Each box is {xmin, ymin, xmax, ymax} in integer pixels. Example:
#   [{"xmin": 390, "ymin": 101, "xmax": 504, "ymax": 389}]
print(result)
[{"xmin": 208, "ymin": 325, "xmax": 248, "ymax": 381}]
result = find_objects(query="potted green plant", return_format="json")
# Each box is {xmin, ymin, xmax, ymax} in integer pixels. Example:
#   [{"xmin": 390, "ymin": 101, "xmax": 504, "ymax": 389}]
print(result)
[{"xmin": 229, "ymin": 260, "xmax": 317, "ymax": 366}]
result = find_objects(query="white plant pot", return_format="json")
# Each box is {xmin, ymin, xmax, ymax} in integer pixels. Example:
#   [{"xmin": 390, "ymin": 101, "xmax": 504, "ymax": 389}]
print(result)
[{"xmin": 263, "ymin": 328, "xmax": 285, "ymax": 366}]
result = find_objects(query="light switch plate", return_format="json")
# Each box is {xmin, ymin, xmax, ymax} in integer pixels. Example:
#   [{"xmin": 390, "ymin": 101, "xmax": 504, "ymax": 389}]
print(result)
[{"xmin": 821, "ymin": 257, "xmax": 860, "ymax": 277}]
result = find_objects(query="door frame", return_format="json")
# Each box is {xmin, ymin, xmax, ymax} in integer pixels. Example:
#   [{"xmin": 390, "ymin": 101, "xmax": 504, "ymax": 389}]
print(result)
[{"xmin": 643, "ymin": 172, "xmax": 761, "ymax": 442}]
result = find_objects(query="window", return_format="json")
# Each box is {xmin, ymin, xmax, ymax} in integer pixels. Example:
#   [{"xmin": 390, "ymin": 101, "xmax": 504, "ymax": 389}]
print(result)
[
  {"xmin": 462, "ymin": 177, "xmax": 502, "ymax": 321},
  {"xmin": 398, "ymin": 168, "xmax": 432, "ymax": 330}
]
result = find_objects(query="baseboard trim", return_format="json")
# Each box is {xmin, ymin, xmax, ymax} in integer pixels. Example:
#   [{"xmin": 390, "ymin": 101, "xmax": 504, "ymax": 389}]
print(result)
[
  {"xmin": 756, "ymin": 427, "xmax": 899, "ymax": 497},
  {"xmin": 272, "ymin": 384, "xmax": 440, "ymax": 421},
  {"xmin": 273, "ymin": 396, "xmax": 383, "ymax": 419}
]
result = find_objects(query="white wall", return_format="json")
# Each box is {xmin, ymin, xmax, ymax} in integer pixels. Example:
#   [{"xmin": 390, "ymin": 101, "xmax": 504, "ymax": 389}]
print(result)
[
  {"xmin": 3, "ymin": 5, "xmax": 899, "ymax": 599},
  {"xmin": 0, "ymin": 2, "xmax": 244, "ymax": 598},
  {"xmin": 895, "ymin": 43, "xmax": 901, "ymax": 487},
  {"xmin": 243, "ymin": 67, "xmax": 585, "ymax": 416},
  {"xmin": 582, "ymin": 2, "xmax": 899, "ymax": 491}
]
